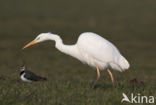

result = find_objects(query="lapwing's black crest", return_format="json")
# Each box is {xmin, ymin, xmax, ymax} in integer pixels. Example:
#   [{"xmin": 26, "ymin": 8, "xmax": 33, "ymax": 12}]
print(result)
[{"xmin": 20, "ymin": 65, "xmax": 47, "ymax": 82}]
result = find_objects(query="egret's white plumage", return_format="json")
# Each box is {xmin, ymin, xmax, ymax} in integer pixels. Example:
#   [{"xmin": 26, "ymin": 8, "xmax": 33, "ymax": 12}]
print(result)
[
  {"xmin": 23, "ymin": 32, "xmax": 130, "ymax": 86},
  {"xmin": 76, "ymin": 32, "xmax": 129, "ymax": 71}
]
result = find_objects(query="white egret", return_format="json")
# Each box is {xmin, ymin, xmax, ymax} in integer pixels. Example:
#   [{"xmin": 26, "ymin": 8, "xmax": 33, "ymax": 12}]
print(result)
[{"xmin": 23, "ymin": 32, "xmax": 130, "ymax": 86}]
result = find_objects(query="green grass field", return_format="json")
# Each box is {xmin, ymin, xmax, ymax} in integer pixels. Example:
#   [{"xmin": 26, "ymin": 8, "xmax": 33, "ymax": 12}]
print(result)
[{"xmin": 0, "ymin": 0, "xmax": 156, "ymax": 105}]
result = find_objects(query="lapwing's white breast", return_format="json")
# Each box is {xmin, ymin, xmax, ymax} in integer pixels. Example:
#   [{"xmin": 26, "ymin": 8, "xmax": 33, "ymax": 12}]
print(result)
[{"xmin": 20, "ymin": 73, "xmax": 32, "ymax": 82}]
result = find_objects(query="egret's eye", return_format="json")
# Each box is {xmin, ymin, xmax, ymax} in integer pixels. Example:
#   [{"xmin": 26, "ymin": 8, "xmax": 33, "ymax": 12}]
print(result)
[{"xmin": 36, "ymin": 37, "xmax": 40, "ymax": 40}]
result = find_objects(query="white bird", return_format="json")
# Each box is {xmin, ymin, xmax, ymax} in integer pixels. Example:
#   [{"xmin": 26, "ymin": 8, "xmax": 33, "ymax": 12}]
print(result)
[{"xmin": 23, "ymin": 32, "xmax": 130, "ymax": 86}]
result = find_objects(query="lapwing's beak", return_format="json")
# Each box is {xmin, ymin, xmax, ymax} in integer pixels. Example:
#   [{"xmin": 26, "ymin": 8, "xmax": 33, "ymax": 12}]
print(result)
[{"xmin": 23, "ymin": 40, "xmax": 37, "ymax": 49}]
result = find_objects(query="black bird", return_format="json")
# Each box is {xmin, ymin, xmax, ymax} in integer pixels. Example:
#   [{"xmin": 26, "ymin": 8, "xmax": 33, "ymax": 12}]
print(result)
[{"xmin": 20, "ymin": 65, "xmax": 47, "ymax": 82}]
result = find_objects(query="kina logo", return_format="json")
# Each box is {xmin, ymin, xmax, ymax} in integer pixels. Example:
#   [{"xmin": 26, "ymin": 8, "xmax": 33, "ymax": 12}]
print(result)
[{"xmin": 121, "ymin": 93, "xmax": 155, "ymax": 104}]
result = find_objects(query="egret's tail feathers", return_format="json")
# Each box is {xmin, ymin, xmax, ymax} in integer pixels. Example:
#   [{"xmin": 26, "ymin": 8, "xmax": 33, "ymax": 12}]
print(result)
[{"xmin": 119, "ymin": 56, "xmax": 130, "ymax": 71}]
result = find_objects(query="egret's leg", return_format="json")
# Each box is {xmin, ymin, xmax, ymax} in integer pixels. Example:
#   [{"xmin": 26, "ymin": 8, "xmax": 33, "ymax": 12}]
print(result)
[
  {"xmin": 93, "ymin": 64, "xmax": 100, "ymax": 87},
  {"xmin": 96, "ymin": 64, "xmax": 100, "ymax": 82},
  {"xmin": 107, "ymin": 69, "xmax": 115, "ymax": 86}
]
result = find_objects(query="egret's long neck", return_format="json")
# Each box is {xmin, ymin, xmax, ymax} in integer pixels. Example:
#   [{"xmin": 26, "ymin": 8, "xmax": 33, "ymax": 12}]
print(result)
[{"xmin": 48, "ymin": 35, "xmax": 81, "ymax": 60}]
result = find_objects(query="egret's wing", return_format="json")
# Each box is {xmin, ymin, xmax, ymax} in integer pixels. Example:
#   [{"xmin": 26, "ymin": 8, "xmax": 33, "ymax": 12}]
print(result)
[
  {"xmin": 77, "ymin": 32, "xmax": 129, "ymax": 71},
  {"xmin": 77, "ymin": 32, "xmax": 120, "ymax": 62}
]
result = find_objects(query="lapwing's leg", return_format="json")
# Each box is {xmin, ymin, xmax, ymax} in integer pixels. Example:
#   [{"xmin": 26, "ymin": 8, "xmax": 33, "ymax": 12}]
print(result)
[
  {"xmin": 107, "ymin": 69, "xmax": 115, "ymax": 86},
  {"xmin": 93, "ymin": 64, "xmax": 100, "ymax": 87}
]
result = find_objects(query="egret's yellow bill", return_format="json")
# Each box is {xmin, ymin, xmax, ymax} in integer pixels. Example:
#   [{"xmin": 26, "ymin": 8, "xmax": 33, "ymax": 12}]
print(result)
[{"xmin": 23, "ymin": 40, "xmax": 36, "ymax": 49}]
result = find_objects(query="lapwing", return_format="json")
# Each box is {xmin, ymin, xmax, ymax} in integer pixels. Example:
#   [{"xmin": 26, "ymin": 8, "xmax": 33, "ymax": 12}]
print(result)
[{"xmin": 20, "ymin": 65, "xmax": 47, "ymax": 82}]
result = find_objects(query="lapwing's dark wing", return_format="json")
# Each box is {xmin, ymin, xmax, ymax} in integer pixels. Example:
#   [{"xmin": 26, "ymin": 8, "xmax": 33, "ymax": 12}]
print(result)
[
  {"xmin": 24, "ymin": 71, "xmax": 47, "ymax": 81},
  {"xmin": 20, "ymin": 71, "xmax": 24, "ymax": 76}
]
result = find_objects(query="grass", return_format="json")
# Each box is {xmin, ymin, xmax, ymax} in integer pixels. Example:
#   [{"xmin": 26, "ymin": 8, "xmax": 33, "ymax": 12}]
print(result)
[{"xmin": 0, "ymin": 0, "xmax": 156, "ymax": 105}]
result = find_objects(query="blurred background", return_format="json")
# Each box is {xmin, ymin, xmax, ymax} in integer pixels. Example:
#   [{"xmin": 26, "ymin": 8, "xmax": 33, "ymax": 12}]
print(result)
[{"xmin": 0, "ymin": 0, "xmax": 156, "ymax": 104}]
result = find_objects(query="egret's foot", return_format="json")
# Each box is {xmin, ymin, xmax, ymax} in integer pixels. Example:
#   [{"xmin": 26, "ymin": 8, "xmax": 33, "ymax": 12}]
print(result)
[
  {"xmin": 113, "ymin": 83, "xmax": 116, "ymax": 88},
  {"xmin": 91, "ymin": 80, "xmax": 99, "ymax": 89},
  {"xmin": 92, "ymin": 82, "xmax": 96, "ymax": 89}
]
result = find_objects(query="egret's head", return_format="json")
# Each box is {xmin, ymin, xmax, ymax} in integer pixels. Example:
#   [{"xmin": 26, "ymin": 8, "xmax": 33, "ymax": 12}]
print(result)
[{"xmin": 23, "ymin": 33, "xmax": 51, "ymax": 49}]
